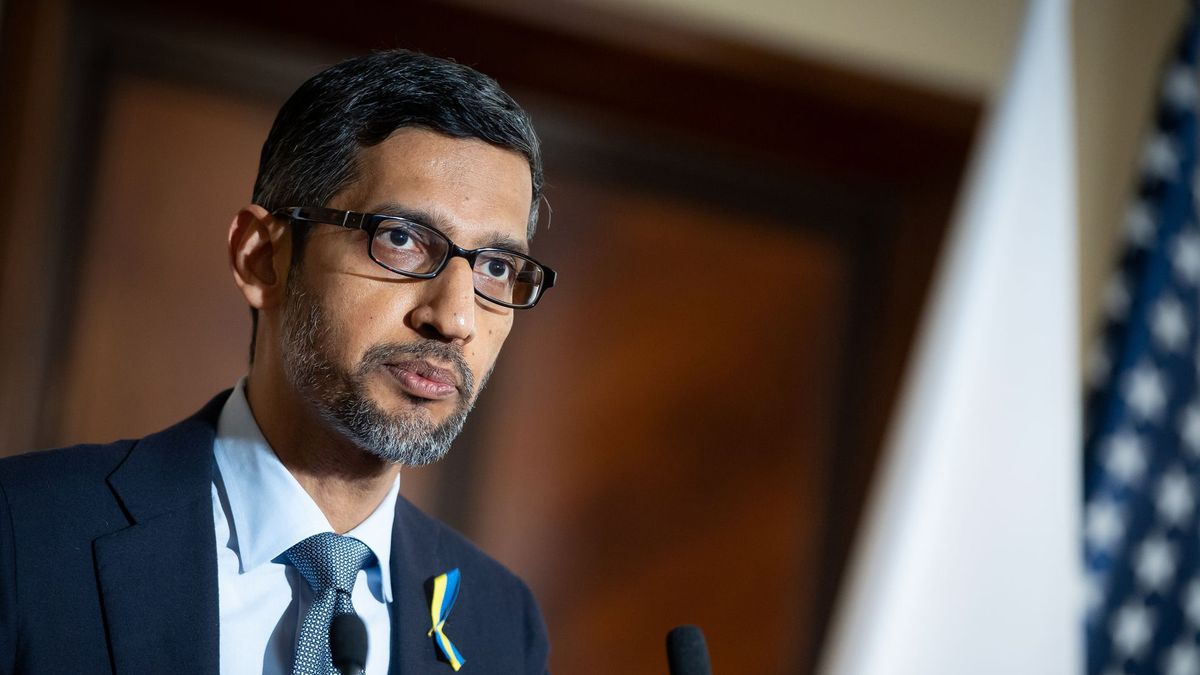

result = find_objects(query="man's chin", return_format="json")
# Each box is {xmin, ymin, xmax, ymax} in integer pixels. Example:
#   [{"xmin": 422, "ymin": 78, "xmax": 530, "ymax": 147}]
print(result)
[
  {"xmin": 331, "ymin": 389, "xmax": 471, "ymax": 464},
  {"xmin": 375, "ymin": 392, "xmax": 461, "ymax": 427}
]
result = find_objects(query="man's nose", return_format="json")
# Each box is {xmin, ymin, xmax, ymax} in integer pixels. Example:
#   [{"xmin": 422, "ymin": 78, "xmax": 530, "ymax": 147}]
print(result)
[{"xmin": 411, "ymin": 257, "xmax": 476, "ymax": 344}]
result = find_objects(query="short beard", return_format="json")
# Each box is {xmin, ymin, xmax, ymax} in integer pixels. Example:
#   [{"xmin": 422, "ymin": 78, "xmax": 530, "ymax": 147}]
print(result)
[{"xmin": 280, "ymin": 272, "xmax": 480, "ymax": 466}]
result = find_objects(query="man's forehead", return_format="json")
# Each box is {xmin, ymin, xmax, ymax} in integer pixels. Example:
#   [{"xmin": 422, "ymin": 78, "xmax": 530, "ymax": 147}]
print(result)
[
  {"xmin": 338, "ymin": 129, "xmax": 534, "ymax": 245},
  {"xmin": 357, "ymin": 128, "xmax": 532, "ymax": 191}
]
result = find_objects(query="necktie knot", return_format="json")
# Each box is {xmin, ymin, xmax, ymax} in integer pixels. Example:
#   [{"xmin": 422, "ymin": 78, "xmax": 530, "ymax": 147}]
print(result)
[{"xmin": 285, "ymin": 532, "xmax": 373, "ymax": 595}]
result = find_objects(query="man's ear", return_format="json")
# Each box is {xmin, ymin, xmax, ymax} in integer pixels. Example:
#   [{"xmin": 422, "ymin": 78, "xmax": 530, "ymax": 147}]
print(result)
[{"xmin": 228, "ymin": 205, "xmax": 291, "ymax": 311}]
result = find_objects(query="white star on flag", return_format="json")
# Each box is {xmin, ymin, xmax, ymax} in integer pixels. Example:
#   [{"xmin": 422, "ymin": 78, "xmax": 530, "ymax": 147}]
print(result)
[
  {"xmin": 1153, "ymin": 295, "xmax": 1190, "ymax": 351},
  {"xmin": 1111, "ymin": 600, "xmax": 1156, "ymax": 657},
  {"xmin": 1104, "ymin": 429, "xmax": 1148, "ymax": 484},
  {"xmin": 1135, "ymin": 532, "xmax": 1178, "ymax": 591},
  {"xmin": 1156, "ymin": 467, "xmax": 1196, "ymax": 526},
  {"xmin": 1087, "ymin": 497, "xmax": 1126, "ymax": 551},
  {"xmin": 1164, "ymin": 639, "xmax": 1200, "ymax": 675},
  {"xmin": 1164, "ymin": 64, "xmax": 1200, "ymax": 110},
  {"xmin": 1173, "ymin": 230, "xmax": 1200, "ymax": 283},
  {"xmin": 1124, "ymin": 362, "xmax": 1168, "ymax": 421},
  {"xmin": 1126, "ymin": 201, "xmax": 1157, "ymax": 248},
  {"xmin": 1143, "ymin": 133, "xmax": 1182, "ymax": 181}
]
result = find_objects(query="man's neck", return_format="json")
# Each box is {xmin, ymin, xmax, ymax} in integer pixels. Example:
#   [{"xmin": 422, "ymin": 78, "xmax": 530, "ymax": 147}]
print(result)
[{"xmin": 243, "ymin": 370, "xmax": 399, "ymax": 534}]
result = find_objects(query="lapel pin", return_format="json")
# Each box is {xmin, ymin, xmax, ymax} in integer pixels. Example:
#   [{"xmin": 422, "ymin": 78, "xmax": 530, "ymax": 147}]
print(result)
[{"xmin": 428, "ymin": 568, "xmax": 466, "ymax": 671}]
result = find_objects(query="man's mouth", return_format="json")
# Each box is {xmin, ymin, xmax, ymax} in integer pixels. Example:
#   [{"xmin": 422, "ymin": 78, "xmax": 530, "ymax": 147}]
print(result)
[{"xmin": 384, "ymin": 360, "xmax": 460, "ymax": 400}]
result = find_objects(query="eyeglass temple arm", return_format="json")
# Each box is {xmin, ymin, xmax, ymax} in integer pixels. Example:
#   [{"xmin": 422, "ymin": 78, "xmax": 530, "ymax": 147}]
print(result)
[{"xmin": 275, "ymin": 206, "xmax": 371, "ymax": 231}]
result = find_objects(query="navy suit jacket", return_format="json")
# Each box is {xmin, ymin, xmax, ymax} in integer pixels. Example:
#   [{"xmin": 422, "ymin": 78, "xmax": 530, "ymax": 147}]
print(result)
[{"xmin": 0, "ymin": 391, "xmax": 549, "ymax": 674}]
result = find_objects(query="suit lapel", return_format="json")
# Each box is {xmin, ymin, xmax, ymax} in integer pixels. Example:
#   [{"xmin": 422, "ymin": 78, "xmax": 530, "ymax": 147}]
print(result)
[
  {"xmin": 93, "ymin": 500, "xmax": 218, "ymax": 673},
  {"xmin": 94, "ymin": 393, "xmax": 228, "ymax": 675},
  {"xmin": 389, "ymin": 498, "xmax": 445, "ymax": 675}
]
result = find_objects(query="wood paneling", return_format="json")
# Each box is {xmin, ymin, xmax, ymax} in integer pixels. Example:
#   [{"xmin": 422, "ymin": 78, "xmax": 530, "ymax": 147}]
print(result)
[
  {"xmin": 470, "ymin": 179, "xmax": 846, "ymax": 672},
  {"xmin": 55, "ymin": 75, "xmax": 272, "ymax": 444}
]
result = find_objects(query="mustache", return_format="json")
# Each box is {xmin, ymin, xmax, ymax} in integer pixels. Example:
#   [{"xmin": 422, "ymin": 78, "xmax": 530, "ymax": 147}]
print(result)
[{"xmin": 356, "ymin": 341, "xmax": 476, "ymax": 398}]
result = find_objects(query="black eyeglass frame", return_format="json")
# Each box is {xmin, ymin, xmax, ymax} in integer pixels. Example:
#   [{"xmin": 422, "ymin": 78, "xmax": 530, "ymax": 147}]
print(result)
[{"xmin": 273, "ymin": 206, "xmax": 557, "ymax": 309}]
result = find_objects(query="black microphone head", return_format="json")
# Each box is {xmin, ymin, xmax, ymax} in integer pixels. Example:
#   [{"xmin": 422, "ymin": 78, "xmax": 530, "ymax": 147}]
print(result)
[
  {"xmin": 330, "ymin": 613, "xmax": 368, "ymax": 674},
  {"xmin": 666, "ymin": 624, "xmax": 712, "ymax": 675}
]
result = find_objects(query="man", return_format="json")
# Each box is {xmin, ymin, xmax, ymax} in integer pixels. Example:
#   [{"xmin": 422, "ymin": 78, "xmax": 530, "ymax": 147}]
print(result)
[{"xmin": 0, "ymin": 50, "xmax": 555, "ymax": 674}]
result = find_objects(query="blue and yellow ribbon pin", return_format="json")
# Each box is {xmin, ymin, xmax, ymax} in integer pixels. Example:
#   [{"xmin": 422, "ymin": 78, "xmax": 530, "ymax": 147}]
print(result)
[{"xmin": 428, "ymin": 568, "xmax": 466, "ymax": 671}]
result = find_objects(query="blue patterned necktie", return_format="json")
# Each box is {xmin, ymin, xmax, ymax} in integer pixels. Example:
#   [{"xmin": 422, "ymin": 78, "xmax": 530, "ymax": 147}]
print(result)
[{"xmin": 285, "ymin": 532, "xmax": 374, "ymax": 675}]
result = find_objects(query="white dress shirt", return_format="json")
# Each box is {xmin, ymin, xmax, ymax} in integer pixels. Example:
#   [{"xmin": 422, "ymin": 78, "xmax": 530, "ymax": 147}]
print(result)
[{"xmin": 212, "ymin": 380, "xmax": 398, "ymax": 674}]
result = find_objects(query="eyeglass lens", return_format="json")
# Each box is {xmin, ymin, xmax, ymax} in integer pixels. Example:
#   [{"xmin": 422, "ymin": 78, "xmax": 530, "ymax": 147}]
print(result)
[{"xmin": 370, "ymin": 219, "xmax": 544, "ymax": 306}]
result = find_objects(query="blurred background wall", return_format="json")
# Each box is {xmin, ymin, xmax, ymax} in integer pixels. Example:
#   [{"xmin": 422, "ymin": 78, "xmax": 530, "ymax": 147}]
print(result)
[{"xmin": 0, "ymin": 0, "xmax": 1184, "ymax": 672}]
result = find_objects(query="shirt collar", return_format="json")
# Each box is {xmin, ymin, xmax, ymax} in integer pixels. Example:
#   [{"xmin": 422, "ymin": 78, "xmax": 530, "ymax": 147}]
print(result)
[{"xmin": 214, "ymin": 379, "xmax": 398, "ymax": 601}]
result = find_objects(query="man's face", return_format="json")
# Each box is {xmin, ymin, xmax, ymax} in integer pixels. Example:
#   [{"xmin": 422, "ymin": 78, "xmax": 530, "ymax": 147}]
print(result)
[{"xmin": 279, "ymin": 128, "xmax": 533, "ymax": 465}]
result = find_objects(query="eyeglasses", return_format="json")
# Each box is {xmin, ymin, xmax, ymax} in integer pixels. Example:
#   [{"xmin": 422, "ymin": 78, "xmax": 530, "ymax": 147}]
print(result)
[{"xmin": 274, "ymin": 206, "xmax": 557, "ymax": 309}]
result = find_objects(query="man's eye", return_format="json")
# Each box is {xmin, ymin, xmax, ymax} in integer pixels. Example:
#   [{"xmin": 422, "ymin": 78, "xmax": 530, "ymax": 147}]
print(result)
[
  {"xmin": 382, "ymin": 227, "xmax": 418, "ymax": 250},
  {"xmin": 484, "ymin": 259, "xmax": 513, "ymax": 280},
  {"xmin": 476, "ymin": 253, "xmax": 520, "ymax": 283}
]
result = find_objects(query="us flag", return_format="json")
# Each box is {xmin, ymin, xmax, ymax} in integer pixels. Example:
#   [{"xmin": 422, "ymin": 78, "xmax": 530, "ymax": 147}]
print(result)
[{"xmin": 1085, "ymin": 6, "xmax": 1200, "ymax": 675}]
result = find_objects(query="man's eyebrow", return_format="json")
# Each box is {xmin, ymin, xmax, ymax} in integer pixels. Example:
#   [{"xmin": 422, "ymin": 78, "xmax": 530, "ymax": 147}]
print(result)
[
  {"xmin": 481, "ymin": 233, "xmax": 530, "ymax": 254},
  {"xmin": 367, "ymin": 201, "xmax": 530, "ymax": 254},
  {"xmin": 368, "ymin": 201, "xmax": 444, "ymax": 229}
]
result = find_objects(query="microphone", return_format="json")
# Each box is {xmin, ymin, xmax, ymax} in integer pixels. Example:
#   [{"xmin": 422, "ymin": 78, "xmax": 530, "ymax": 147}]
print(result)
[
  {"xmin": 330, "ymin": 613, "xmax": 369, "ymax": 675},
  {"xmin": 666, "ymin": 624, "xmax": 712, "ymax": 675}
]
